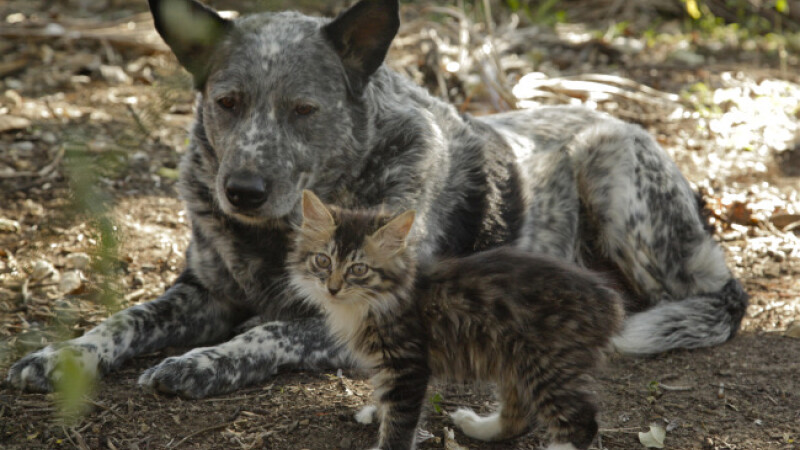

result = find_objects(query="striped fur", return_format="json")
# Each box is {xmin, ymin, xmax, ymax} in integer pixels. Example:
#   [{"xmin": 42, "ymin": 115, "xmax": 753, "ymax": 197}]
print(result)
[{"xmin": 288, "ymin": 192, "xmax": 623, "ymax": 450}]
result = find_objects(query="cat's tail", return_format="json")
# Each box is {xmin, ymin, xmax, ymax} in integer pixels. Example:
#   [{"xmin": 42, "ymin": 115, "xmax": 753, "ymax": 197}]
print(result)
[{"xmin": 612, "ymin": 278, "xmax": 748, "ymax": 355}]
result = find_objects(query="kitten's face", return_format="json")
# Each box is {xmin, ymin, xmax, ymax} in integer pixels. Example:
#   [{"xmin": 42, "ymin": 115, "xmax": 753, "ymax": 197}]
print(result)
[
  {"xmin": 288, "ymin": 190, "xmax": 415, "ymax": 314},
  {"xmin": 298, "ymin": 244, "xmax": 388, "ymax": 305}
]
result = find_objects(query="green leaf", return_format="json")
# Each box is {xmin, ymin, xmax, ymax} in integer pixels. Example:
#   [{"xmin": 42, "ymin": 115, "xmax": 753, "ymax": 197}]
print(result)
[
  {"xmin": 776, "ymin": 0, "xmax": 788, "ymax": 14},
  {"xmin": 54, "ymin": 351, "xmax": 95, "ymax": 424},
  {"xmin": 685, "ymin": 0, "xmax": 702, "ymax": 19},
  {"xmin": 157, "ymin": 167, "xmax": 180, "ymax": 179},
  {"xmin": 430, "ymin": 392, "xmax": 443, "ymax": 414}
]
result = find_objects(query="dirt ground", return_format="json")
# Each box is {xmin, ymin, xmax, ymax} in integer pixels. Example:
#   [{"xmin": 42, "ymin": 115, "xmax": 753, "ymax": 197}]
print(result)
[{"xmin": 1, "ymin": 1, "xmax": 799, "ymax": 449}]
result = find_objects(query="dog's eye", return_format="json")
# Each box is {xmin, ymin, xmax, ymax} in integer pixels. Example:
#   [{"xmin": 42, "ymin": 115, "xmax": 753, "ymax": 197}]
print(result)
[
  {"xmin": 294, "ymin": 103, "xmax": 317, "ymax": 116},
  {"xmin": 216, "ymin": 96, "xmax": 237, "ymax": 111},
  {"xmin": 314, "ymin": 253, "xmax": 331, "ymax": 269},
  {"xmin": 349, "ymin": 263, "xmax": 368, "ymax": 277}
]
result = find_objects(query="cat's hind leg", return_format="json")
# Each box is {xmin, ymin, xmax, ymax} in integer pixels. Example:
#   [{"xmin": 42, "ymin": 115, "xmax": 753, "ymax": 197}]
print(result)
[
  {"xmin": 451, "ymin": 379, "xmax": 532, "ymax": 441},
  {"xmin": 450, "ymin": 408, "xmax": 504, "ymax": 441},
  {"xmin": 355, "ymin": 404, "xmax": 378, "ymax": 424},
  {"xmin": 537, "ymin": 389, "xmax": 598, "ymax": 450}
]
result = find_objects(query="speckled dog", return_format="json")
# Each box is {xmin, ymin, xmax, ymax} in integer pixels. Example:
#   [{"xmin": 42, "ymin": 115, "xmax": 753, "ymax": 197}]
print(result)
[{"xmin": 8, "ymin": 0, "xmax": 747, "ymax": 400}]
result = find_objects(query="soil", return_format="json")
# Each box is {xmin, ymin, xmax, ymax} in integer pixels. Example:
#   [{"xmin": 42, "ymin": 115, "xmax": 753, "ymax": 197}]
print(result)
[{"xmin": 1, "ymin": 1, "xmax": 799, "ymax": 449}]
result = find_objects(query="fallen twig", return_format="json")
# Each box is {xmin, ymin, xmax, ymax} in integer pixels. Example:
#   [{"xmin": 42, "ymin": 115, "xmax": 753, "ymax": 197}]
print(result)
[
  {"xmin": 657, "ymin": 382, "xmax": 694, "ymax": 391},
  {"xmin": 0, "ymin": 25, "xmax": 168, "ymax": 54},
  {"xmin": 167, "ymin": 422, "xmax": 231, "ymax": 449}
]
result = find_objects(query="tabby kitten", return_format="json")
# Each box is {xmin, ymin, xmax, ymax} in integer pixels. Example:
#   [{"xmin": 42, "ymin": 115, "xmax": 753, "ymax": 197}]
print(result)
[{"xmin": 288, "ymin": 190, "xmax": 624, "ymax": 450}]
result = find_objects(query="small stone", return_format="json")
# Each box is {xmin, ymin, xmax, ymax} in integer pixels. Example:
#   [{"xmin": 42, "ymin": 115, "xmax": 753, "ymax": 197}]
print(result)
[
  {"xmin": 66, "ymin": 253, "xmax": 91, "ymax": 270},
  {"xmin": 88, "ymin": 139, "xmax": 110, "ymax": 152},
  {"xmin": 31, "ymin": 260, "xmax": 57, "ymax": 281},
  {"xmin": 11, "ymin": 141, "xmax": 34, "ymax": 153},
  {"xmin": 129, "ymin": 151, "xmax": 150, "ymax": 169},
  {"xmin": 669, "ymin": 49, "xmax": 704, "ymax": 66},
  {"xmin": 89, "ymin": 110, "xmax": 112, "ymax": 121},
  {"xmin": 338, "ymin": 436, "xmax": 352, "ymax": 449},
  {"xmin": 5, "ymin": 78, "xmax": 23, "ymax": 91},
  {"xmin": 23, "ymin": 199, "xmax": 44, "ymax": 217},
  {"xmin": 131, "ymin": 273, "xmax": 145, "ymax": 288},
  {"xmin": 298, "ymin": 419, "xmax": 310, "ymax": 426},
  {"xmin": 59, "ymin": 271, "xmax": 83, "ymax": 294},
  {"xmin": 763, "ymin": 264, "xmax": 781, "ymax": 278},
  {"xmin": 41, "ymin": 132, "xmax": 58, "ymax": 145},
  {"xmin": 42, "ymin": 23, "xmax": 65, "ymax": 36}
]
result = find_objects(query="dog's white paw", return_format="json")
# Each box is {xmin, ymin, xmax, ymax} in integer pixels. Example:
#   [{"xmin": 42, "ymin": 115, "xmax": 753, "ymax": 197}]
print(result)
[
  {"xmin": 450, "ymin": 408, "xmax": 503, "ymax": 441},
  {"xmin": 355, "ymin": 404, "xmax": 378, "ymax": 425}
]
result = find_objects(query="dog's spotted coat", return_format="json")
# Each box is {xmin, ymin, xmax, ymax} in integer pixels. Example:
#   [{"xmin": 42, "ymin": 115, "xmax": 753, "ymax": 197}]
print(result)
[{"xmin": 8, "ymin": 0, "xmax": 747, "ymax": 403}]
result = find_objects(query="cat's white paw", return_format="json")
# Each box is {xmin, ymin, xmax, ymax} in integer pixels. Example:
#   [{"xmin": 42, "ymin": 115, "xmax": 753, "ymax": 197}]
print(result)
[
  {"xmin": 543, "ymin": 443, "xmax": 579, "ymax": 450},
  {"xmin": 451, "ymin": 408, "xmax": 503, "ymax": 441},
  {"xmin": 355, "ymin": 404, "xmax": 378, "ymax": 425}
]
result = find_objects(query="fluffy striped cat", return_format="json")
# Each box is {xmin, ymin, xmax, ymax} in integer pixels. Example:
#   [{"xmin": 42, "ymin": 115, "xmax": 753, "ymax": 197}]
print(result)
[{"xmin": 288, "ymin": 190, "xmax": 624, "ymax": 450}]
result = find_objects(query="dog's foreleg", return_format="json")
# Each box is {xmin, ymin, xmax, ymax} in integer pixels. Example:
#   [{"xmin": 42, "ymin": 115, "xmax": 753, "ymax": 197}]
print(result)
[
  {"xmin": 7, "ymin": 270, "xmax": 236, "ymax": 393},
  {"xmin": 137, "ymin": 317, "xmax": 352, "ymax": 398}
]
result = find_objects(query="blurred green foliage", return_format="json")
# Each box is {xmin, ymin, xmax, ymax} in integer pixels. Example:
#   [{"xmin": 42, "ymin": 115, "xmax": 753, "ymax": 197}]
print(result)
[{"xmin": 503, "ymin": 0, "xmax": 566, "ymax": 25}]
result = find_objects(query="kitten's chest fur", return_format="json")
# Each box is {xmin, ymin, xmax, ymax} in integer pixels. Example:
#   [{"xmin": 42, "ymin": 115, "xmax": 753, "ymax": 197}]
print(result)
[
  {"xmin": 343, "ymin": 277, "xmax": 502, "ymax": 382},
  {"xmin": 346, "ymin": 299, "xmax": 428, "ymax": 369}
]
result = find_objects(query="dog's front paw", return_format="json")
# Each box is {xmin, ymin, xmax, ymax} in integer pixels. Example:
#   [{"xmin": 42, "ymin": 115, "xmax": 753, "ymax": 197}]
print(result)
[
  {"xmin": 6, "ymin": 345, "xmax": 99, "ymax": 393},
  {"xmin": 137, "ymin": 351, "xmax": 239, "ymax": 399}
]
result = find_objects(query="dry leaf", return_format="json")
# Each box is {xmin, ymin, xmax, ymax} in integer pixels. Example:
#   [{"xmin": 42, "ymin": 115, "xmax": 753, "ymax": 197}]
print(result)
[
  {"xmin": 0, "ymin": 218, "xmax": 21, "ymax": 233},
  {"xmin": 0, "ymin": 115, "xmax": 31, "ymax": 133},
  {"xmin": 785, "ymin": 321, "xmax": 800, "ymax": 339},
  {"xmin": 443, "ymin": 427, "xmax": 468, "ymax": 450},
  {"xmin": 639, "ymin": 425, "xmax": 666, "ymax": 448}
]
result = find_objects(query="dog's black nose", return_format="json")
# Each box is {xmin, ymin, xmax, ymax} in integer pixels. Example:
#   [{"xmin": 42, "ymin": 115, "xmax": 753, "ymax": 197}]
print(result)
[{"xmin": 225, "ymin": 172, "xmax": 269, "ymax": 210}]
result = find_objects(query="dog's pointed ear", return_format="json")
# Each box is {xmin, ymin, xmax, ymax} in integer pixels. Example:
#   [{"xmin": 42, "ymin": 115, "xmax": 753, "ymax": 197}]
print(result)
[
  {"xmin": 148, "ymin": 0, "xmax": 232, "ymax": 88},
  {"xmin": 323, "ymin": 0, "xmax": 399, "ymax": 96},
  {"xmin": 301, "ymin": 190, "xmax": 335, "ymax": 233}
]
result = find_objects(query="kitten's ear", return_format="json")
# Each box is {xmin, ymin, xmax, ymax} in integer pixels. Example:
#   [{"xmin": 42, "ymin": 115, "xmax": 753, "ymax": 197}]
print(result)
[
  {"xmin": 148, "ymin": 0, "xmax": 232, "ymax": 88},
  {"xmin": 370, "ymin": 210, "xmax": 415, "ymax": 253},
  {"xmin": 301, "ymin": 190, "xmax": 335, "ymax": 232},
  {"xmin": 323, "ymin": 0, "xmax": 399, "ymax": 96}
]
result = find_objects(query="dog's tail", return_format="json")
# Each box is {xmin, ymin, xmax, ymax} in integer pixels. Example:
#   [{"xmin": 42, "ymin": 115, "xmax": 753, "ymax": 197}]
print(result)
[{"xmin": 612, "ymin": 278, "xmax": 748, "ymax": 355}]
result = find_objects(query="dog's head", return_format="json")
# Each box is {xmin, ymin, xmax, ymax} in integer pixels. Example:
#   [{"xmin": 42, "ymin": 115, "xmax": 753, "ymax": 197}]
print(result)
[{"xmin": 149, "ymin": 0, "xmax": 399, "ymax": 223}]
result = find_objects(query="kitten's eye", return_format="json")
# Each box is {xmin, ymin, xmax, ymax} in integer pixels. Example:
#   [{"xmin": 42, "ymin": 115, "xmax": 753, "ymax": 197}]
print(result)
[
  {"xmin": 294, "ymin": 103, "xmax": 317, "ymax": 116},
  {"xmin": 314, "ymin": 253, "xmax": 331, "ymax": 269},
  {"xmin": 216, "ymin": 95, "xmax": 238, "ymax": 111},
  {"xmin": 349, "ymin": 263, "xmax": 368, "ymax": 277}
]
